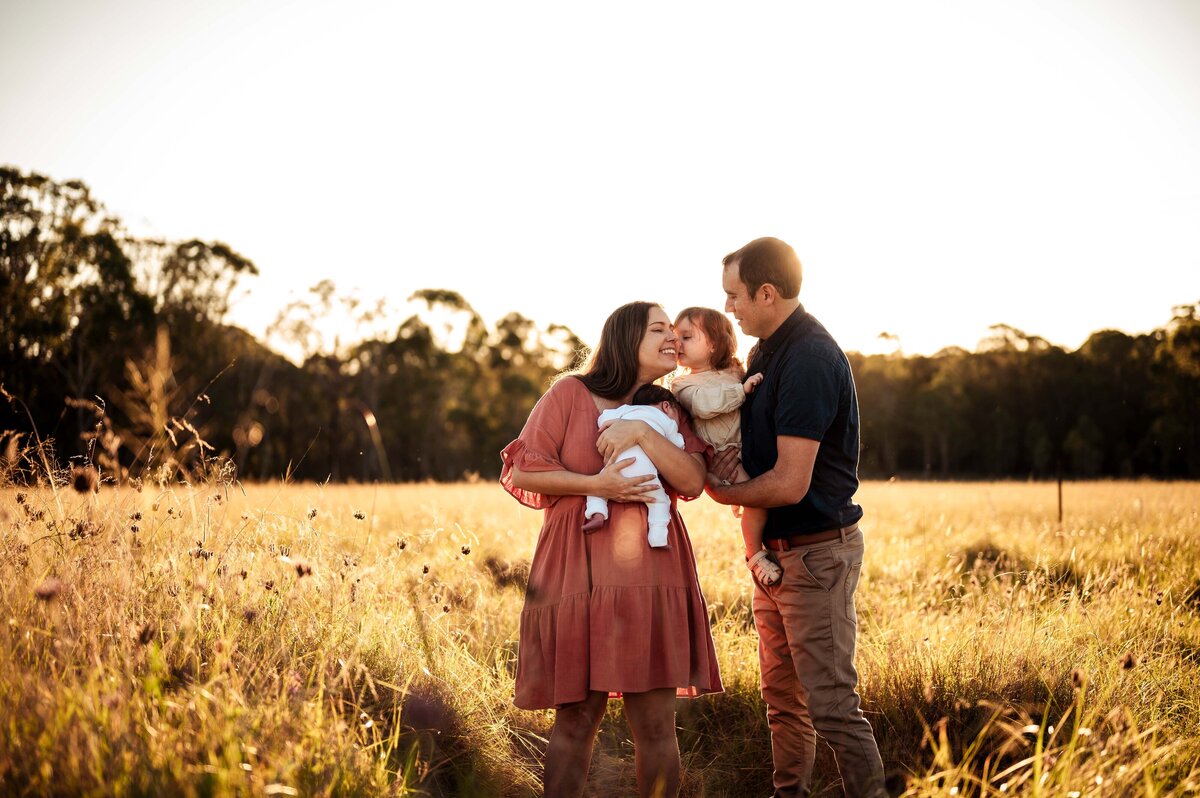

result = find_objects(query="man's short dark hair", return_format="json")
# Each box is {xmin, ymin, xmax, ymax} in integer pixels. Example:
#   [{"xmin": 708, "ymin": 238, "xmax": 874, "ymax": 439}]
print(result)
[{"xmin": 723, "ymin": 237, "xmax": 802, "ymax": 299}]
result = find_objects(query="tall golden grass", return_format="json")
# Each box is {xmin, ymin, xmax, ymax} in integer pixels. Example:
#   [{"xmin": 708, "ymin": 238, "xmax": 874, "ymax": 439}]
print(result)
[{"xmin": 2, "ymin": 478, "xmax": 1198, "ymax": 796}]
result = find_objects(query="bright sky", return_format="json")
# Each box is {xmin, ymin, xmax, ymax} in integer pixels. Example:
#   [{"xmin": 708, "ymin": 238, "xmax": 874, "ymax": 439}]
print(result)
[{"xmin": 3, "ymin": 0, "xmax": 1198, "ymax": 358}]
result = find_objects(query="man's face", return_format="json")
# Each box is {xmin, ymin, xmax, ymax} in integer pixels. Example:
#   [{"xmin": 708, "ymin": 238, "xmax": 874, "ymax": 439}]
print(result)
[{"xmin": 723, "ymin": 261, "xmax": 766, "ymax": 338}]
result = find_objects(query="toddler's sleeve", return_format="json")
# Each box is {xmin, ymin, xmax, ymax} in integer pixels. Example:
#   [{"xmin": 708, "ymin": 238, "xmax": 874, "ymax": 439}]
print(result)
[{"xmin": 499, "ymin": 380, "xmax": 571, "ymax": 509}]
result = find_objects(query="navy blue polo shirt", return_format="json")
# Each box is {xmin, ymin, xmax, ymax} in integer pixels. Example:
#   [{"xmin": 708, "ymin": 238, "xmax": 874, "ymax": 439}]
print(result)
[{"xmin": 741, "ymin": 304, "xmax": 864, "ymax": 538}]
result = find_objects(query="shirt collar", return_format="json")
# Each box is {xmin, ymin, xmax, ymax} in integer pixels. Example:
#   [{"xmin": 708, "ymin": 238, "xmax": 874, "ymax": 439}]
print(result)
[
  {"xmin": 761, "ymin": 303, "xmax": 807, "ymax": 354},
  {"xmin": 748, "ymin": 303, "xmax": 807, "ymax": 374}
]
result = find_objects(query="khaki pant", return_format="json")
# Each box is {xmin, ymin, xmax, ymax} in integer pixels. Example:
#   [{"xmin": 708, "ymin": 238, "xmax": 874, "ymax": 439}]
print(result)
[{"xmin": 752, "ymin": 526, "xmax": 886, "ymax": 798}]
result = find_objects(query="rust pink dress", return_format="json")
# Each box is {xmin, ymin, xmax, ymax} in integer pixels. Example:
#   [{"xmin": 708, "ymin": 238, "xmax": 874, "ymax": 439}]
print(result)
[{"xmin": 500, "ymin": 376, "xmax": 724, "ymax": 710}]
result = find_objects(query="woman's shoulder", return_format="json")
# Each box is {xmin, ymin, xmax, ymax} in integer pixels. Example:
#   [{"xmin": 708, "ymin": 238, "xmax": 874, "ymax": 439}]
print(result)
[{"xmin": 543, "ymin": 374, "xmax": 594, "ymax": 407}]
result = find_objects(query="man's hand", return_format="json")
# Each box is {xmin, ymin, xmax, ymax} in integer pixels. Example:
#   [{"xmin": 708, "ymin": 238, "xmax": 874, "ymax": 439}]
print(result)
[
  {"xmin": 704, "ymin": 471, "xmax": 736, "ymax": 505},
  {"xmin": 708, "ymin": 446, "xmax": 740, "ymax": 483},
  {"xmin": 596, "ymin": 419, "xmax": 649, "ymax": 465}
]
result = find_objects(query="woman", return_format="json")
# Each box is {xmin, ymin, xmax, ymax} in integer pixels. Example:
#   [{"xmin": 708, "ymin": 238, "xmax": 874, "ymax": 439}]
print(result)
[{"xmin": 501, "ymin": 301, "xmax": 723, "ymax": 798}]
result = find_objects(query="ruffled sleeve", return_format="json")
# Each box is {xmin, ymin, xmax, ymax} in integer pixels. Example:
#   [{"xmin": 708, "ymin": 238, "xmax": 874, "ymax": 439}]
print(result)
[{"xmin": 499, "ymin": 379, "xmax": 572, "ymax": 509}]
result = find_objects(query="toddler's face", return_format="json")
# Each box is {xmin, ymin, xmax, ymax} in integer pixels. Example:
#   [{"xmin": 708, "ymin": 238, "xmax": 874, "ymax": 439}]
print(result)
[{"xmin": 675, "ymin": 316, "xmax": 713, "ymax": 370}]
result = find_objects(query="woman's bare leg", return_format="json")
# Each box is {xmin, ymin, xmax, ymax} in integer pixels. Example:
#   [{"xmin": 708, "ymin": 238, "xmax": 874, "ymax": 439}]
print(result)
[
  {"xmin": 623, "ymin": 688, "xmax": 681, "ymax": 798},
  {"xmin": 544, "ymin": 691, "xmax": 608, "ymax": 797}
]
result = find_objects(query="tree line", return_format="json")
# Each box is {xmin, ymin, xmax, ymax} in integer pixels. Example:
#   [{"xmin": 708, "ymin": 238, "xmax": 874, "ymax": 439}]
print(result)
[{"xmin": 2, "ymin": 166, "xmax": 1197, "ymax": 483}]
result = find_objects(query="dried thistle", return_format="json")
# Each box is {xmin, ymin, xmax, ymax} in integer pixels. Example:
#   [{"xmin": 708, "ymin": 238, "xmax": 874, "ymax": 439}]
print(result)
[
  {"xmin": 1071, "ymin": 668, "xmax": 1086, "ymax": 689},
  {"xmin": 294, "ymin": 560, "xmax": 313, "ymax": 578},
  {"xmin": 138, "ymin": 622, "xmax": 156, "ymax": 646},
  {"xmin": 397, "ymin": 539, "xmax": 407, "ymax": 550},
  {"xmin": 71, "ymin": 465, "xmax": 99, "ymax": 494},
  {"xmin": 1120, "ymin": 651, "xmax": 1140, "ymax": 670},
  {"xmin": 34, "ymin": 577, "xmax": 65, "ymax": 601},
  {"xmin": 461, "ymin": 545, "xmax": 471, "ymax": 555},
  {"xmin": 353, "ymin": 510, "xmax": 365, "ymax": 521},
  {"xmin": 69, "ymin": 520, "xmax": 99, "ymax": 540}
]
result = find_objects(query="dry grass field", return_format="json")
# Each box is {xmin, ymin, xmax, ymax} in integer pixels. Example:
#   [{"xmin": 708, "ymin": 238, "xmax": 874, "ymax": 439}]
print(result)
[{"xmin": 2, "ymin": 478, "xmax": 1198, "ymax": 796}]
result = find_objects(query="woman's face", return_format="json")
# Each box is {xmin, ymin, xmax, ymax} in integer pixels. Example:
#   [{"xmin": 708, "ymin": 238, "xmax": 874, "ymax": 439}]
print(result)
[
  {"xmin": 636, "ymin": 306, "xmax": 678, "ymax": 381},
  {"xmin": 674, "ymin": 316, "xmax": 713, "ymax": 371}
]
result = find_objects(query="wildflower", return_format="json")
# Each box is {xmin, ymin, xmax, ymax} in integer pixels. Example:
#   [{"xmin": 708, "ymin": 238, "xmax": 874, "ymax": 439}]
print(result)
[
  {"xmin": 34, "ymin": 577, "xmax": 64, "ymax": 601},
  {"xmin": 71, "ymin": 465, "xmax": 98, "ymax": 494},
  {"xmin": 353, "ymin": 510, "xmax": 365, "ymax": 521},
  {"xmin": 443, "ymin": 605, "xmax": 450, "ymax": 613},
  {"xmin": 69, "ymin": 520, "xmax": 99, "ymax": 540},
  {"xmin": 397, "ymin": 539, "xmax": 407, "ymax": 550},
  {"xmin": 130, "ymin": 525, "xmax": 139, "ymax": 534},
  {"xmin": 294, "ymin": 560, "xmax": 313, "ymax": 578},
  {"xmin": 131, "ymin": 511, "xmax": 142, "ymax": 521},
  {"xmin": 461, "ymin": 545, "xmax": 471, "ymax": 555}
]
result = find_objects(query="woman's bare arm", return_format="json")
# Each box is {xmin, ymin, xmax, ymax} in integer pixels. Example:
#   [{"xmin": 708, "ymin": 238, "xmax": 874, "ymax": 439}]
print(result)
[{"xmin": 510, "ymin": 458, "xmax": 657, "ymax": 503}]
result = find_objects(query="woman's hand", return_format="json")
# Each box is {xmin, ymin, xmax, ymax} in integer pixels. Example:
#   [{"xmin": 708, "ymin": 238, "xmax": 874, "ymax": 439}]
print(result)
[
  {"xmin": 596, "ymin": 419, "xmax": 650, "ymax": 465},
  {"xmin": 591, "ymin": 457, "xmax": 656, "ymax": 503}
]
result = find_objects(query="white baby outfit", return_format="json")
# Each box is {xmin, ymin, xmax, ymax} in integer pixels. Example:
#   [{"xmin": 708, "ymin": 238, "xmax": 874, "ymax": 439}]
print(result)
[{"xmin": 584, "ymin": 404, "xmax": 685, "ymax": 548}]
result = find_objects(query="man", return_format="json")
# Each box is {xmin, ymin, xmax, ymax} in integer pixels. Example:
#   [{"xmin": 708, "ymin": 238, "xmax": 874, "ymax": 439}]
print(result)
[{"xmin": 705, "ymin": 237, "xmax": 885, "ymax": 798}]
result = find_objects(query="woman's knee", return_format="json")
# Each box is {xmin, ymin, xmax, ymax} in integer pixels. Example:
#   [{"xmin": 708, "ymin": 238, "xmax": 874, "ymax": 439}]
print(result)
[
  {"xmin": 553, "ymin": 696, "xmax": 606, "ymax": 743},
  {"xmin": 625, "ymin": 692, "xmax": 678, "ymax": 744}
]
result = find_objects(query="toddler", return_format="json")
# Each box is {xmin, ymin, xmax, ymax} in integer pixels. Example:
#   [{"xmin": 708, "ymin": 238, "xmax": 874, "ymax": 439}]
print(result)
[{"xmin": 671, "ymin": 307, "xmax": 780, "ymax": 587}]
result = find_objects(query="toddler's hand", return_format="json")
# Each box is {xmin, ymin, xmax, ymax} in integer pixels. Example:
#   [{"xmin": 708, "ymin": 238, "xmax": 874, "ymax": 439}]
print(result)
[{"xmin": 744, "ymin": 373, "xmax": 764, "ymax": 394}]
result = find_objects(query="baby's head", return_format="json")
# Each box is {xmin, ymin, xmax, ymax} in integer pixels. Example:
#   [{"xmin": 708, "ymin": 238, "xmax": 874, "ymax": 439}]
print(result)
[
  {"xmin": 673, "ymin": 306, "xmax": 742, "ymax": 375},
  {"xmin": 631, "ymin": 383, "xmax": 685, "ymax": 425}
]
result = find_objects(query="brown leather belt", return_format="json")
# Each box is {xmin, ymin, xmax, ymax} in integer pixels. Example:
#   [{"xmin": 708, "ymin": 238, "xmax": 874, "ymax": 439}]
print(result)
[{"xmin": 763, "ymin": 524, "xmax": 859, "ymax": 551}]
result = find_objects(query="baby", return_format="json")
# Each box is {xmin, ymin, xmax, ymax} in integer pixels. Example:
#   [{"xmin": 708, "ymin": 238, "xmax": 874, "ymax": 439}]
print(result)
[{"xmin": 582, "ymin": 384, "xmax": 686, "ymax": 548}]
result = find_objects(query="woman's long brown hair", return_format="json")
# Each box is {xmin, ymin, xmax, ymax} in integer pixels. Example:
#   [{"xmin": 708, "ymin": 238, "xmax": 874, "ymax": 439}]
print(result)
[{"xmin": 564, "ymin": 301, "xmax": 658, "ymax": 400}]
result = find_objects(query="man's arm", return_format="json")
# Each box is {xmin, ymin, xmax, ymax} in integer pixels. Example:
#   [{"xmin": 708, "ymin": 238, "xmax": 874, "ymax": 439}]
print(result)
[{"xmin": 705, "ymin": 435, "xmax": 819, "ymax": 507}]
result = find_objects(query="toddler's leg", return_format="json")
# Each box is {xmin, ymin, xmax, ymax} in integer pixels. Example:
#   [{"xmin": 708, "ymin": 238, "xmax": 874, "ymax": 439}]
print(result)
[
  {"xmin": 646, "ymin": 485, "xmax": 671, "ymax": 548},
  {"xmin": 583, "ymin": 495, "xmax": 608, "ymax": 533},
  {"xmin": 743, "ymin": 507, "xmax": 781, "ymax": 586}
]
